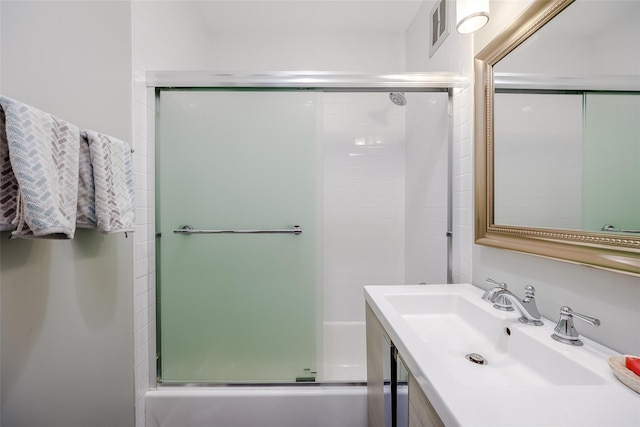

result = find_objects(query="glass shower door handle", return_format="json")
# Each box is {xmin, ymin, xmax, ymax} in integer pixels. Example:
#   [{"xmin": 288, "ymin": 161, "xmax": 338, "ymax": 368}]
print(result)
[{"xmin": 174, "ymin": 225, "xmax": 303, "ymax": 235}]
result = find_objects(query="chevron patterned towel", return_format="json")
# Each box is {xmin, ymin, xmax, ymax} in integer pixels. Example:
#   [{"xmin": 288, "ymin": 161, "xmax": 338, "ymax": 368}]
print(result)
[
  {"xmin": 0, "ymin": 105, "xmax": 19, "ymax": 231},
  {"xmin": 82, "ymin": 130, "xmax": 135, "ymax": 234},
  {"xmin": 76, "ymin": 135, "xmax": 96, "ymax": 228},
  {"xmin": 0, "ymin": 96, "xmax": 80, "ymax": 239}
]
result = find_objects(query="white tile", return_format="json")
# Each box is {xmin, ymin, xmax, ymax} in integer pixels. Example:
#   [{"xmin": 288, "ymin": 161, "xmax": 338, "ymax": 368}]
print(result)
[
  {"xmin": 134, "ymin": 225, "xmax": 147, "ymax": 244},
  {"xmin": 147, "ymin": 239, "xmax": 156, "ymax": 259},
  {"xmin": 135, "ymin": 241, "xmax": 149, "ymax": 262},
  {"xmin": 135, "ymin": 258, "xmax": 149, "ymax": 279},
  {"xmin": 134, "ymin": 306, "xmax": 149, "ymax": 332},
  {"xmin": 134, "ymin": 276, "xmax": 148, "ymax": 296},
  {"xmin": 135, "ymin": 329, "xmax": 150, "ymax": 357},
  {"xmin": 135, "ymin": 291, "xmax": 149, "ymax": 315},
  {"xmin": 136, "ymin": 189, "xmax": 148, "ymax": 207}
]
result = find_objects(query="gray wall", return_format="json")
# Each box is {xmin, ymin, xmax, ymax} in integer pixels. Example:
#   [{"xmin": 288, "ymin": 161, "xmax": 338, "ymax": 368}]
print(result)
[{"xmin": 0, "ymin": 2, "xmax": 134, "ymax": 426}]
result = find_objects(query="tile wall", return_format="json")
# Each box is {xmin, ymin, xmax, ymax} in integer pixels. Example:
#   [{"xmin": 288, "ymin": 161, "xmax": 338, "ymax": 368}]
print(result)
[
  {"xmin": 322, "ymin": 92, "xmax": 406, "ymax": 323},
  {"xmin": 131, "ymin": 3, "xmax": 212, "ymax": 425},
  {"xmin": 405, "ymin": 91, "xmax": 450, "ymax": 285},
  {"xmin": 451, "ymin": 84, "xmax": 474, "ymax": 284}
]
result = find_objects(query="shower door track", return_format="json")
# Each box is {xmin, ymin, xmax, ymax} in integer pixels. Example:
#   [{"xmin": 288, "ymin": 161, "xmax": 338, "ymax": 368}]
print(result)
[
  {"xmin": 146, "ymin": 71, "xmax": 467, "ymax": 91},
  {"xmin": 157, "ymin": 381, "xmax": 368, "ymax": 388},
  {"xmin": 147, "ymin": 72, "xmax": 465, "ymax": 387}
]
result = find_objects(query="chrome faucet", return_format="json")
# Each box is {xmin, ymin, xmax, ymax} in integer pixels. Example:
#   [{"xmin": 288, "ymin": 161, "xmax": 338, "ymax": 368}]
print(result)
[
  {"xmin": 551, "ymin": 306, "xmax": 600, "ymax": 346},
  {"xmin": 487, "ymin": 285, "xmax": 544, "ymax": 326},
  {"xmin": 482, "ymin": 278, "xmax": 516, "ymax": 311},
  {"xmin": 481, "ymin": 278, "xmax": 508, "ymax": 303}
]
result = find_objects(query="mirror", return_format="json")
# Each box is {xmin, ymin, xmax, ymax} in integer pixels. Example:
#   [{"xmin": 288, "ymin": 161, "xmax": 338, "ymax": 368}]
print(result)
[{"xmin": 474, "ymin": 0, "xmax": 640, "ymax": 276}]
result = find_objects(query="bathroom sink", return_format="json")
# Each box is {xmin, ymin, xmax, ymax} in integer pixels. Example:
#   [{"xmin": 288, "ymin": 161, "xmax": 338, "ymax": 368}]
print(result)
[
  {"xmin": 385, "ymin": 292, "xmax": 604, "ymax": 387},
  {"xmin": 365, "ymin": 284, "xmax": 639, "ymax": 427}
]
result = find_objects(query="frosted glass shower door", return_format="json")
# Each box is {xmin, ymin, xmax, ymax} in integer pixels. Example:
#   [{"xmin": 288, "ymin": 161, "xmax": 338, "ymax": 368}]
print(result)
[
  {"xmin": 157, "ymin": 90, "xmax": 319, "ymax": 383},
  {"xmin": 582, "ymin": 93, "xmax": 640, "ymax": 232}
]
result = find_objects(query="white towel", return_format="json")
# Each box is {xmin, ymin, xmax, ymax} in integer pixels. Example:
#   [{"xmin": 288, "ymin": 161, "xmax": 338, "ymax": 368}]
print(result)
[
  {"xmin": 0, "ymin": 105, "xmax": 19, "ymax": 231},
  {"xmin": 81, "ymin": 130, "xmax": 135, "ymax": 234},
  {"xmin": 0, "ymin": 96, "xmax": 80, "ymax": 239}
]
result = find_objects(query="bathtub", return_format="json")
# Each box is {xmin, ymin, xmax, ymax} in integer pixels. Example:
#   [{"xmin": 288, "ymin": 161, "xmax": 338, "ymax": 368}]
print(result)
[
  {"xmin": 146, "ymin": 321, "xmax": 368, "ymax": 426},
  {"xmin": 145, "ymin": 385, "xmax": 368, "ymax": 427}
]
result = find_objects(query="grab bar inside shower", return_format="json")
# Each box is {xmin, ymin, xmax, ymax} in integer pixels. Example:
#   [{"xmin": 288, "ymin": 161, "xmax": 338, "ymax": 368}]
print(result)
[
  {"xmin": 174, "ymin": 225, "xmax": 302, "ymax": 235},
  {"xmin": 602, "ymin": 224, "xmax": 640, "ymax": 234}
]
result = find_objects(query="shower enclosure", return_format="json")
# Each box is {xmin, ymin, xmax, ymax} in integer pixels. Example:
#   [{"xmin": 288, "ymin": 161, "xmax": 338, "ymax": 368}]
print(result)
[{"xmin": 153, "ymin": 73, "xmax": 456, "ymax": 385}]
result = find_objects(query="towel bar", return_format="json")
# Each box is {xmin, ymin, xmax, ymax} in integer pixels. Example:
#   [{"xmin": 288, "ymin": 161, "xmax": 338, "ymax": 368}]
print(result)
[
  {"xmin": 173, "ymin": 225, "xmax": 302, "ymax": 235},
  {"xmin": 602, "ymin": 224, "xmax": 640, "ymax": 234}
]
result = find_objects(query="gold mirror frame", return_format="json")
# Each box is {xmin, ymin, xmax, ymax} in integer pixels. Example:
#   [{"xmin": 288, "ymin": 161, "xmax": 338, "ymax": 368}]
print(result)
[{"xmin": 474, "ymin": 0, "xmax": 640, "ymax": 276}]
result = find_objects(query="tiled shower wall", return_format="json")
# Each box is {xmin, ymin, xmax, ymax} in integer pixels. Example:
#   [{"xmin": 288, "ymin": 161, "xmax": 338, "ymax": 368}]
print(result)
[
  {"xmin": 450, "ymin": 85, "xmax": 473, "ymax": 284},
  {"xmin": 405, "ymin": 91, "xmax": 451, "ymax": 285},
  {"xmin": 322, "ymin": 92, "xmax": 406, "ymax": 323},
  {"xmin": 321, "ymin": 92, "xmax": 407, "ymax": 381}
]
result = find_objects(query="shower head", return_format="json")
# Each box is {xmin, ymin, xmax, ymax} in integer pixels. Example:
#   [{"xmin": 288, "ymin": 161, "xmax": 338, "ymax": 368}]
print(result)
[{"xmin": 389, "ymin": 92, "xmax": 406, "ymax": 106}]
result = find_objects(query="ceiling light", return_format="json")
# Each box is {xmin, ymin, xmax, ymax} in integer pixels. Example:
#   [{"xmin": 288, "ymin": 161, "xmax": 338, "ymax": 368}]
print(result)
[{"xmin": 456, "ymin": 0, "xmax": 490, "ymax": 34}]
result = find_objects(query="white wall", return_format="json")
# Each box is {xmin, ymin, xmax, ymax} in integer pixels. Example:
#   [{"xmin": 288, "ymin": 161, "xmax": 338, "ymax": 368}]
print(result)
[
  {"xmin": 405, "ymin": 0, "xmax": 473, "ymax": 284},
  {"xmin": 0, "ymin": 2, "xmax": 134, "ymax": 427},
  {"xmin": 134, "ymin": 2, "xmax": 211, "ymax": 71},
  {"xmin": 406, "ymin": 0, "xmax": 469, "ymax": 73},
  {"xmin": 469, "ymin": 0, "xmax": 640, "ymax": 356},
  {"xmin": 205, "ymin": 33, "xmax": 405, "ymax": 72},
  {"xmin": 591, "ymin": 8, "xmax": 640, "ymax": 76}
]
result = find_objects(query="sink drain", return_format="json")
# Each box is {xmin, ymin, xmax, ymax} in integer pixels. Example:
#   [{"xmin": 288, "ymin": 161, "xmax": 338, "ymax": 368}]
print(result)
[{"xmin": 465, "ymin": 353, "xmax": 488, "ymax": 365}]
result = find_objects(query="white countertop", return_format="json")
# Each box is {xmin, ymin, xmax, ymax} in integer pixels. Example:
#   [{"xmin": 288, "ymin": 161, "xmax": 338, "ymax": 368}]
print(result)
[{"xmin": 364, "ymin": 283, "xmax": 640, "ymax": 426}]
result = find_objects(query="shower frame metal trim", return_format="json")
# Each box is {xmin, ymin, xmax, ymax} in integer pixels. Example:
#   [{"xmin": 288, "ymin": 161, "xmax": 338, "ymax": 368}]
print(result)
[
  {"xmin": 148, "ymin": 72, "xmax": 460, "ymax": 387},
  {"xmin": 145, "ymin": 71, "xmax": 468, "ymax": 90}
]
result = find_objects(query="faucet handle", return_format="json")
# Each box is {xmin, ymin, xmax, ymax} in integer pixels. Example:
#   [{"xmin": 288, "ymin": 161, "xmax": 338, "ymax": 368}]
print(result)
[
  {"xmin": 523, "ymin": 285, "xmax": 536, "ymax": 299},
  {"xmin": 486, "ymin": 277, "xmax": 507, "ymax": 288},
  {"xmin": 519, "ymin": 285, "xmax": 542, "ymax": 324},
  {"xmin": 482, "ymin": 278, "xmax": 507, "ymax": 300},
  {"xmin": 551, "ymin": 306, "xmax": 600, "ymax": 346}
]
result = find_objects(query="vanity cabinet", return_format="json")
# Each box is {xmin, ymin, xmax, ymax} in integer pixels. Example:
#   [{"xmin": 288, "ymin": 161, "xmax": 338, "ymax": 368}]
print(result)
[
  {"xmin": 366, "ymin": 303, "xmax": 388, "ymax": 427},
  {"xmin": 366, "ymin": 304, "xmax": 444, "ymax": 427},
  {"xmin": 407, "ymin": 374, "xmax": 444, "ymax": 427}
]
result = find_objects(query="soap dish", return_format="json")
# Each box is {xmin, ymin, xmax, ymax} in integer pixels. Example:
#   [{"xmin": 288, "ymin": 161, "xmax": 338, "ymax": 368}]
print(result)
[{"xmin": 608, "ymin": 356, "xmax": 640, "ymax": 394}]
